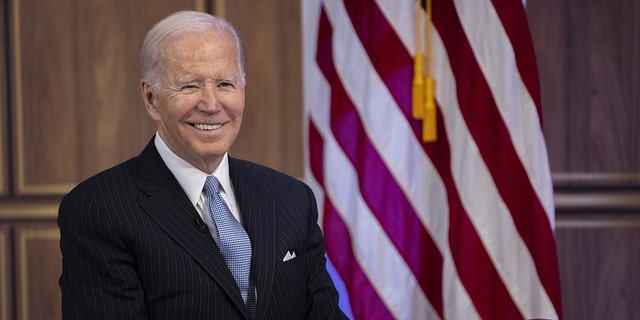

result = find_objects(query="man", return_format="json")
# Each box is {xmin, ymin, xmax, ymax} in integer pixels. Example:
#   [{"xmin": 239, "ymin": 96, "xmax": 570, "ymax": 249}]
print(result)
[{"xmin": 58, "ymin": 11, "xmax": 346, "ymax": 320}]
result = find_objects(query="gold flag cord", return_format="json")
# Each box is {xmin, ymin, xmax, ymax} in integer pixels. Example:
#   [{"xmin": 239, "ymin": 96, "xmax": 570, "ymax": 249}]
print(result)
[
  {"xmin": 412, "ymin": 0, "xmax": 437, "ymax": 142},
  {"xmin": 412, "ymin": 0, "xmax": 425, "ymax": 120}
]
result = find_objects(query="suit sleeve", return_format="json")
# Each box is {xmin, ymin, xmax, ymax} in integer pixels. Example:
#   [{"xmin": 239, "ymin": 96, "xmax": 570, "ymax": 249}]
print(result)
[
  {"xmin": 58, "ymin": 190, "xmax": 148, "ymax": 319},
  {"xmin": 303, "ymin": 184, "xmax": 349, "ymax": 320}
]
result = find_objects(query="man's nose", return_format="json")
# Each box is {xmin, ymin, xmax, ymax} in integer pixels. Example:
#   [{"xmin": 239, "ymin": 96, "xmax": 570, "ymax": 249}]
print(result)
[{"xmin": 197, "ymin": 86, "xmax": 220, "ymax": 112}]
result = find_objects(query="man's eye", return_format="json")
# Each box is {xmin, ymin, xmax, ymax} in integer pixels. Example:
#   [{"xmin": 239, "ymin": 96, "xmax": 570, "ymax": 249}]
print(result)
[
  {"xmin": 181, "ymin": 85, "xmax": 198, "ymax": 91},
  {"xmin": 219, "ymin": 81, "xmax": 236, "ymax": 88}
]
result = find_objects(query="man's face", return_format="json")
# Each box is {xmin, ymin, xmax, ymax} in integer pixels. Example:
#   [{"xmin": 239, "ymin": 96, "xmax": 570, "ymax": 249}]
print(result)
[{"xmin": 142, "ymin": 31, "xmax": 245, "ymax": 173}]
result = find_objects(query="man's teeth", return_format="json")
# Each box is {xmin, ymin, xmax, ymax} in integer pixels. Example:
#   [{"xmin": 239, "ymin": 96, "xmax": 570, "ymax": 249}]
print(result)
[{"xmin": 194, "ymin": 123, "xmax": 222, "ymax": 130}]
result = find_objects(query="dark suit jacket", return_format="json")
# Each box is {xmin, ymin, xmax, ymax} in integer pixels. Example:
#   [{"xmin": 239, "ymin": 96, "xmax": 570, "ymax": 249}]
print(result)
[{"xmin": 58, "ymin": 138, "xmax": 346, "ymax": 320}]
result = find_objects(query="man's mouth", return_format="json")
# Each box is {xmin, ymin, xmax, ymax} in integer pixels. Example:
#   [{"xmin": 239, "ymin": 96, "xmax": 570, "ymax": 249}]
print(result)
[{"xmin": 192, "ymin": 123, "xmax": 222, "ymax": 131}]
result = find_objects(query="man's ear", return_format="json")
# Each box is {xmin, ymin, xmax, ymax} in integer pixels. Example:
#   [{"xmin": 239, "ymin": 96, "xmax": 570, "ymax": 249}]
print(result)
[{"xmin": 141, "ymin": 80, "xmax": 161, "ymax": 121}]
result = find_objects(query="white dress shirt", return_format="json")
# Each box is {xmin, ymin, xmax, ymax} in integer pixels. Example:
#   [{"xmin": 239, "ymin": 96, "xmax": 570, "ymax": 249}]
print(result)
[{"xmin": 154, "ymin": 134, "xmax": 243, "ymax": 242}]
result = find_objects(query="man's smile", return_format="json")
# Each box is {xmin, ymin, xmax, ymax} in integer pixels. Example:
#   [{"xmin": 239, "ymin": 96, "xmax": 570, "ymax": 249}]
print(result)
[{"xmin": 192, "ymin": 123, "xmax": 222, "ymax": 130}]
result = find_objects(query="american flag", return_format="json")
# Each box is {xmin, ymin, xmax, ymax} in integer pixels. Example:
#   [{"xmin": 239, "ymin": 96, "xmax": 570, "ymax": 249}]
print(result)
[{"xmin": 302, "ymin": 0, "xmax": 562, "ymax": 319}]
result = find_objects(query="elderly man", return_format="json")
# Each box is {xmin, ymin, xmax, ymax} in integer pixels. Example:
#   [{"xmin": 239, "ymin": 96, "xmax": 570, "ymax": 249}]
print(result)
[{"xmin": 58, "ymin": 10, "xmax": 346, "ymax": 320}]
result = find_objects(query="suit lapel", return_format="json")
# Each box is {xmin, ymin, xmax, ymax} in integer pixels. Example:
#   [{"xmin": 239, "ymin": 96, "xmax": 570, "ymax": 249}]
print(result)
[
  {"xmin": 136, "ymin": 139, "xmax": 249, "ymax": 316},
  {"xmin": 230, "ymin": 159, "xmax": 276, "ymax": 319}
]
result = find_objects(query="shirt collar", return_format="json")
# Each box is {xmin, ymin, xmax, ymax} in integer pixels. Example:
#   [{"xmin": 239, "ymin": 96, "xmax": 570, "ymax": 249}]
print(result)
[{"xmin": 154, "ymin": 133, "xmax": 233, "ymax": 206}]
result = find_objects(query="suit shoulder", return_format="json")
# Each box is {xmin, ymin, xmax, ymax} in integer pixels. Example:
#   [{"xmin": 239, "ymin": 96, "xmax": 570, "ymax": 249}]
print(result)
[
  {"xmin": 230, "ymin": 158, "xmax": 308, "ymax": 190},
  {"xmin": 66, "ymin": 157, "xmax": 139, "ymax": 196},
  {"xmin": 229, "ymin": 158, "xmax": 303, "ymax": 184}
]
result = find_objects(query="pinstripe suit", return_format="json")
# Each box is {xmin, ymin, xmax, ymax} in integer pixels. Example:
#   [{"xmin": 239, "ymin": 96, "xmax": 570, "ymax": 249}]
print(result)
[{"xmin": 58, "ymin": 138, "xmax": 346, "ymax": 319}]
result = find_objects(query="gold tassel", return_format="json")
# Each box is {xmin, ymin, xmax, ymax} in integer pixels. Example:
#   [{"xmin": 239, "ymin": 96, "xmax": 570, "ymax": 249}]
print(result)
[
  {"xmin": 423, "ymin": 76, "xmax": 436, "ymax": 141},
  {"xmin": 413, "ymin": 0, "xmax": 436, "ymax": 142},
  {"xmin": 412, "ymin": 0, "xmax": 425, "ymax": 120},
  {"xmin": 412, "ymin": 53, "xmax": 426, "ymax": 119},
  {"xmin": 423, "ymin": 0, "xmax": 437, "ymax": 142}
]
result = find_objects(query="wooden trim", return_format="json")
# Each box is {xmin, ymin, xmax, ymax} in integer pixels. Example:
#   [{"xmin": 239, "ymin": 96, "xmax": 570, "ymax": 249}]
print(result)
[
  {"xmin": 0, "ymin": 228, "xmax": 9, "ymax": 320},
  {"xmin": 557, "ymin": 215, "xmax": 640, "ymax": 228},
  {"xmin": 16, "ymin": 227, "xmax": 60, "ymax": 320},
  {"xmin": 11, "ymin": 0, "xmax": 25, "ymax": 195},
  {"xmin": 10, "ymin": 0, "xmax": 75, "ymax": 196},
  {"xmin": 195, "ymin": 0, "xmax": 206, "ymax": 12},
  {"xmin": 214, "ymin": 0, "xmax": 226, "ymax": 18},
  {"xmin": 553, "ymin": 172, "xmax": 640, "ymax": 184},
  {"xmin": 555, "ymin": 192, "xmax": 640, "ymax": 212},
  {"xmin": 9, "ymin": 0, "xmax": 206, "ymax": 197},
  {"xmin": 0, "ymin": 111, "xmax": 6, "ymax": 196},
  {"xmin": 0, "ymin": 0, "xmax": 6, "ymax": 196},
  {"xmin": 553, "ymin": 172, "xmax": 640, "ymax": 213},
  {"xmin": 0, "ymin": 200, "xmax": 60, "ymax": 219},
  {"xmin": 0, "ymin": 100, "xmax": 6, "ymax": 196}
]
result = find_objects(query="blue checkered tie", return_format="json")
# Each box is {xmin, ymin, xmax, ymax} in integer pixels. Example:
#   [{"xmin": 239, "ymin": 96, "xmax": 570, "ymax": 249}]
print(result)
[{"xmin": 204, "ymin": 176, "xmax": 256, "ymax": 317}]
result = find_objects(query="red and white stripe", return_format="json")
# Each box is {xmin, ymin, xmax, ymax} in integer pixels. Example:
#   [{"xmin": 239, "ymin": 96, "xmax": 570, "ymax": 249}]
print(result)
[{"xmin": 302, "ymin": 0, "xmax": 562, "ymax": 319}]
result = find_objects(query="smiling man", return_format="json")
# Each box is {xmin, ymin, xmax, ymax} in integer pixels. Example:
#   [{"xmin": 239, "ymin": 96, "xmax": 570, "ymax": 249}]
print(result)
[{"xmin": 58, "ymin": 11, "xmax": 346, "ymax": 320}]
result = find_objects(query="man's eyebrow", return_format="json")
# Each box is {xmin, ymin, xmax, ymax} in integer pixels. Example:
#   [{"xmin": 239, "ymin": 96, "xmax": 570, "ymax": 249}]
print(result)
[
  {"xmin": 218, "ymin": 76, "xmax": 240, "ymax": 83},
  {"xmin": 175, "ymin": 77, "xmax": 199, "ymax": 85}
]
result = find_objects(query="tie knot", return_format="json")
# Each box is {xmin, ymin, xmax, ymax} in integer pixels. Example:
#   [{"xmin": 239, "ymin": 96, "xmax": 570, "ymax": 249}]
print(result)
[{"xmin": 204, "ymin": 175, "xmax": 221, "ymax": 195}]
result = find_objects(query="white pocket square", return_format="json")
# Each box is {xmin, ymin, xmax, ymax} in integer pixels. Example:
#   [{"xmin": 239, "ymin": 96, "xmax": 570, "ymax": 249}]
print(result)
[{"xmin": 283, "ymin": 250, "xmax": 297, "ymax": 262}]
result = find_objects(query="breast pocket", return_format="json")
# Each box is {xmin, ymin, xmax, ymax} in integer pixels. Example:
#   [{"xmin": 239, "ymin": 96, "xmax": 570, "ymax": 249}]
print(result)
[{"xmin": 274, "ymin": 249, "xmax": 308, "ymax": 299}]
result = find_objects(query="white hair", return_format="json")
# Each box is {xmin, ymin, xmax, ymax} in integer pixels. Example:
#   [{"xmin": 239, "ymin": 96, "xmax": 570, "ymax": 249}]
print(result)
[{"xmin": 140, "ymin": 11, "xmax": 245, "ymax": 89}]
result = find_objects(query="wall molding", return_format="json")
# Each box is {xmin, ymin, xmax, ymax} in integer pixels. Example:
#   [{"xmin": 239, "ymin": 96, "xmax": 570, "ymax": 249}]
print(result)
[
  {"xmin": 0, "ymin": 228, "xmax": 9, "ymax": 320},
  {"xmin": 0, "ymin": 200, "xmax": 60, "ymax": 219},
  {"xmin": 553, "ymin": 173, "xmax": 640, "ymax": 213}
]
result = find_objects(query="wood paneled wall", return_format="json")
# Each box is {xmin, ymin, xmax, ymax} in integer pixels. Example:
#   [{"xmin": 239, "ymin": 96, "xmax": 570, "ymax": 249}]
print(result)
[
  {"xmin": 528, "ymin": 0, "xmax": 640, "ymax": 173},
  {"xmin": 555, "ymin": 215, "xmax": 640, "ymax": 319},
  {"xmin": 528, "ymin": 0, "xmax": 640, "ymax": 318},
  {"xmin": 225, "ymin": 1, "xmax": 303, "ymax": 177},
  {"xmin": 14, "ymin": 224, "xmax": 60, "ymax": 320},
  {"xmin": 8, "ymin": 0, "xmax": 206, "ymax": 196},
  {"xmin": 0, "ymin": 0, "xmax": 8, "ymax": 195},
  {"xmin": 2, "ymin": 0, "xmax": 302, "ymax": 198},
  {"xmin": 0, "ymin": 0, "xmax": 638, "ymax": 319},
  {"xmin": 0, "ymin": 226, "xmax": 10, "ymax": 320},
  {"xmin": 0, "ymin": 1, "xmax": 305, "ymax": 319}
]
